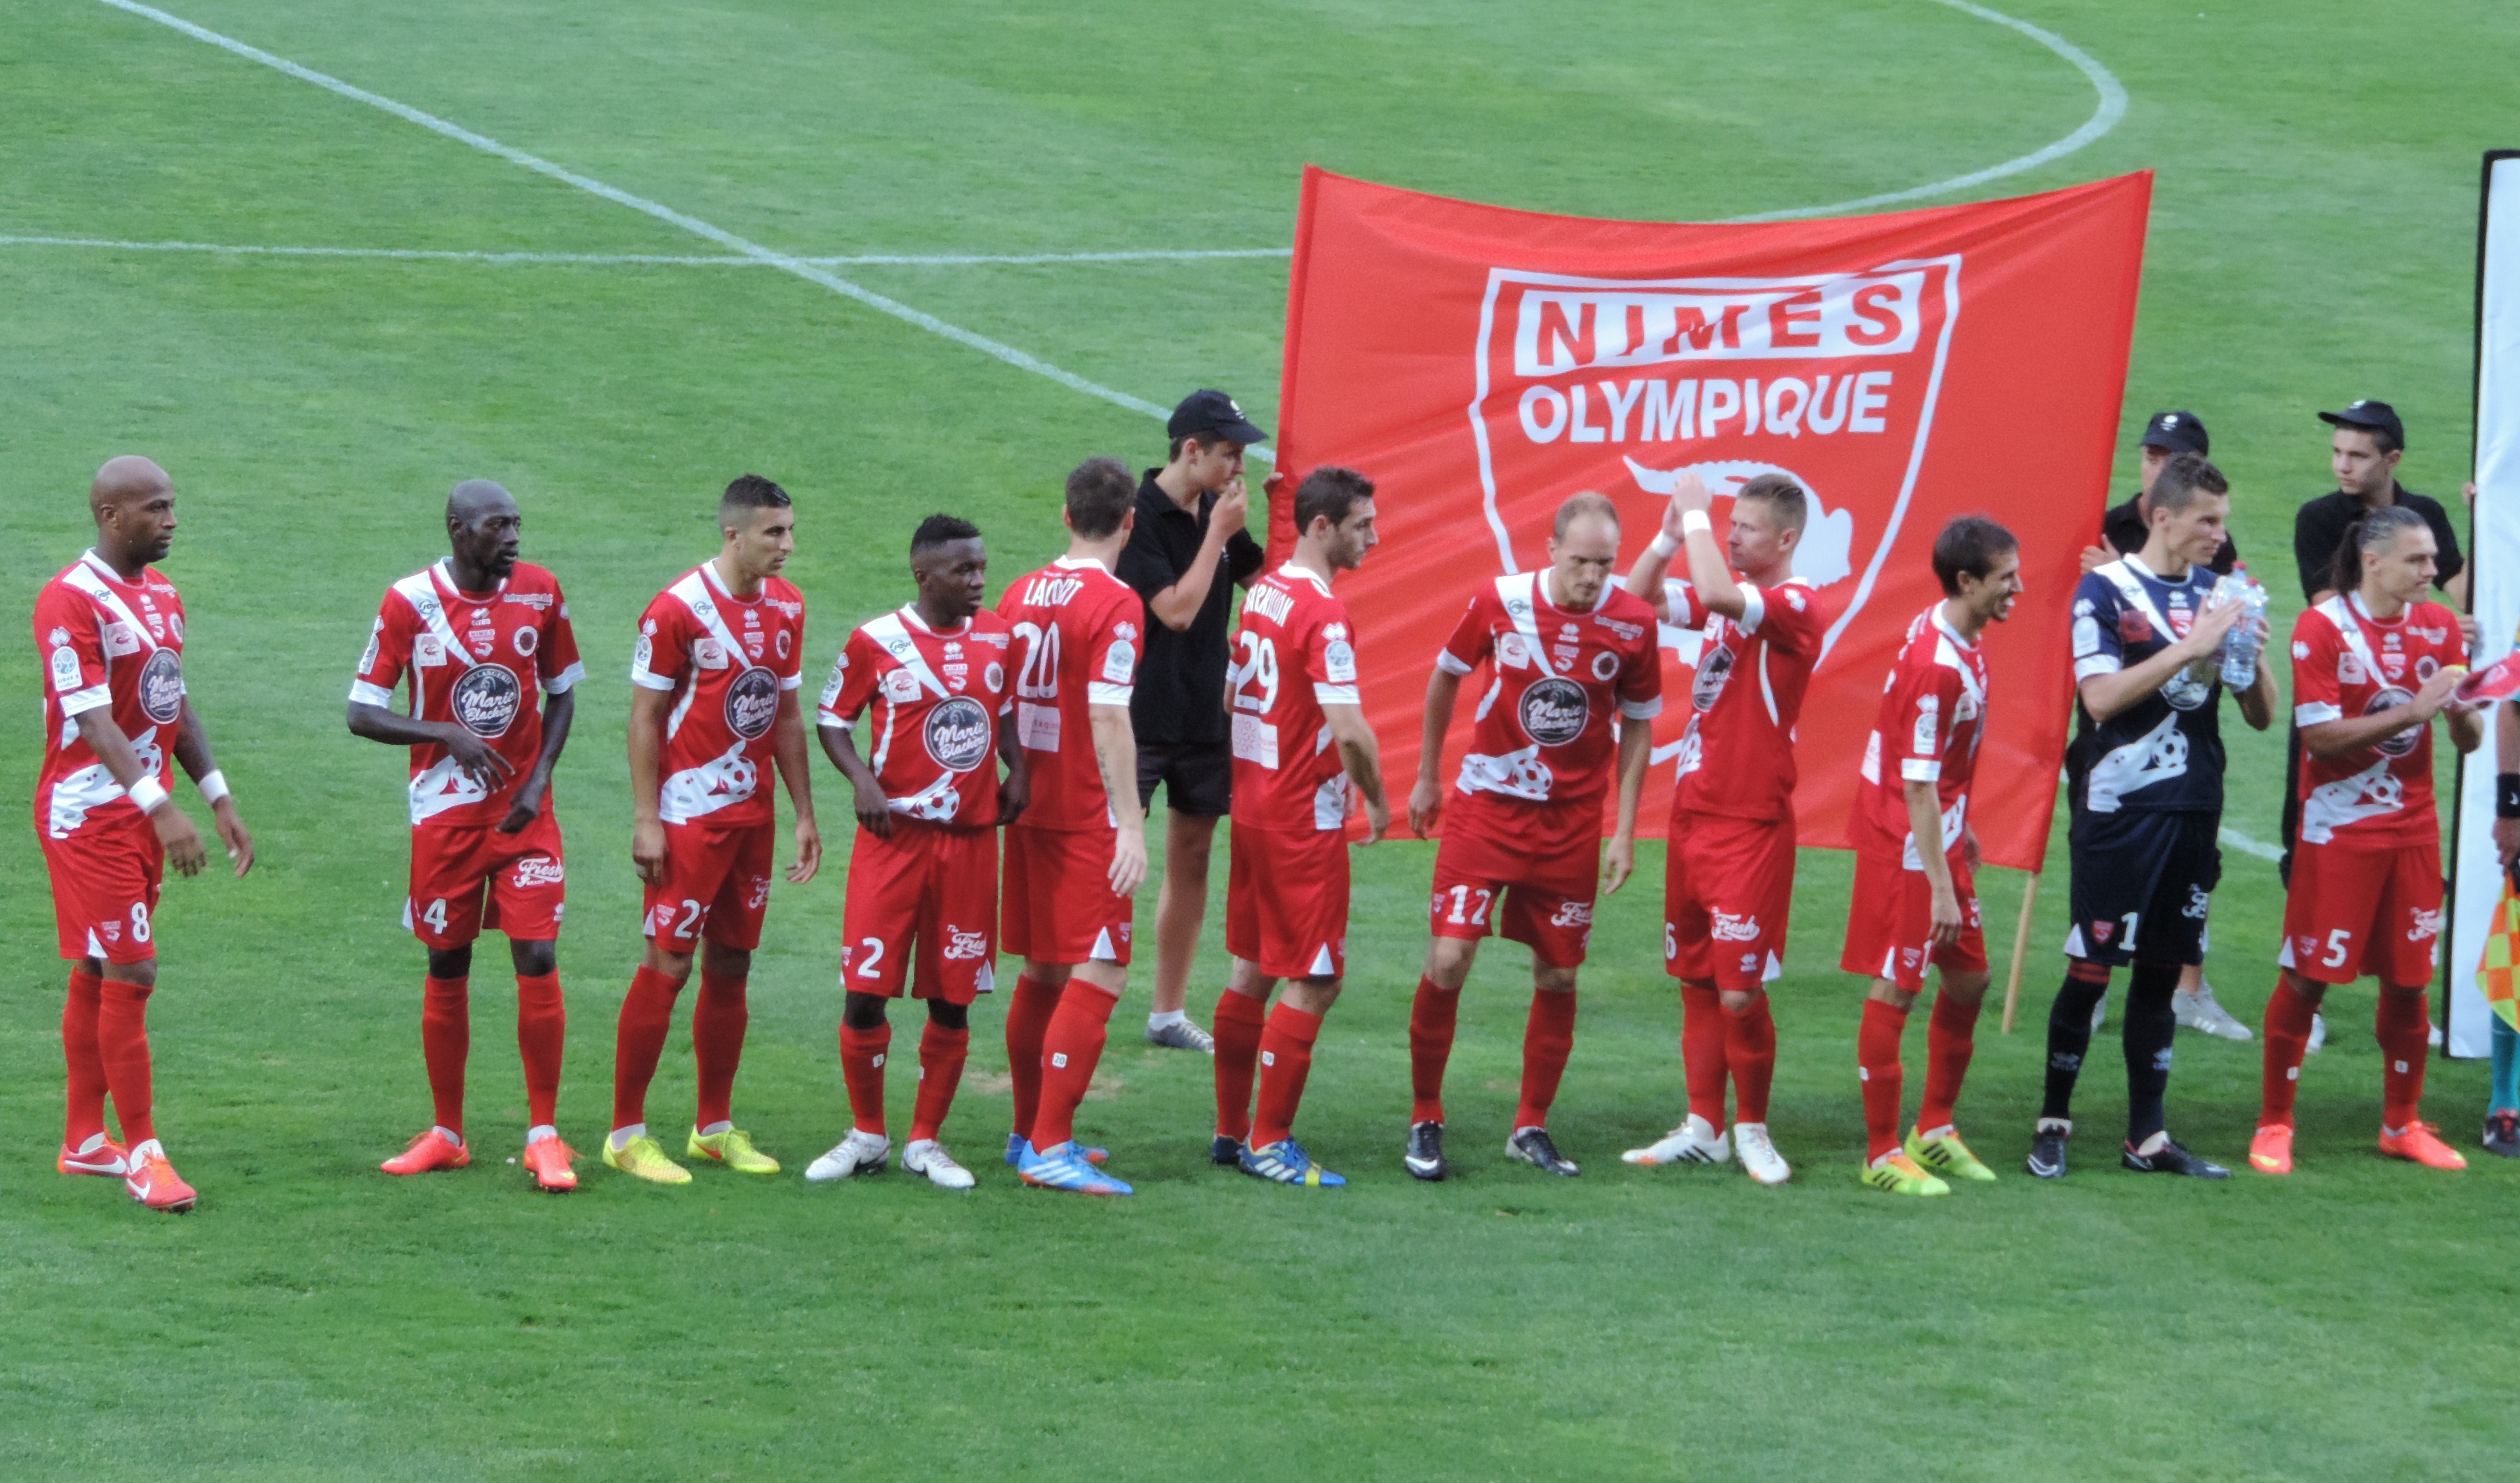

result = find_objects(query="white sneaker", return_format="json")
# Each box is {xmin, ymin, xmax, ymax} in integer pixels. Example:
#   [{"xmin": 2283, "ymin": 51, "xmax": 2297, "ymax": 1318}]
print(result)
[
  {"xmin": 1622, "ymin": 1113, "xmax": 1731, "ymax": 1166},
  {"xmin": 2306, "ymin": 1013, "xmax": 2328, "ymax": 1054},
  {"xmin": 903, "ymin": 1138, "xmax": 976, "ymax": 1190},
  {"xmin": 1733, "ymin": 1122, "xmax": 1790, "ymax": 1185},
  {"xmin": 804, "ymin": 1129, "xmax": 890, "ymax": 1183},
  {"xmin": 2174, "ymin": 982, "xmax": 2253, "ymax": 1042},
  {"xmin": 2090, "ymin": 991, "xmax": 2108, "ymax": 1033}
]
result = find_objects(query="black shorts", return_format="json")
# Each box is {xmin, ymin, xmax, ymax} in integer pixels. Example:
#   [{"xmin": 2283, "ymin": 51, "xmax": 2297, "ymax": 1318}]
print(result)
[
  {"xmin": 1136, "ymin": 739, "xmax": 1232, "ymax": 819},
  {"xmin": 2064, "ymin": 809, "xmax": 2221, "ymax": 968}
]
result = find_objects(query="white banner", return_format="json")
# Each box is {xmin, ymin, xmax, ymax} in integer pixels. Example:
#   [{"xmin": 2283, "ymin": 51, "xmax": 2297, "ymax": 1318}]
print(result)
[{"xmin": 2447, "ymin": 151, "xmax": 2520, "ymax": 1059}]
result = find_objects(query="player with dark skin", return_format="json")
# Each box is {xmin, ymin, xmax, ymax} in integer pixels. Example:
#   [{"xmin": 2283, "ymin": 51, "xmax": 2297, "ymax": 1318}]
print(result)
[
  {"xmin": 820, "ymin": 532, "xmax": 1030, "ymax": 1046},
  {"xmin": 347, "ymin": 481, "xmax": 574, "ymax": 983},
  {"xmin": 75, "ymin": 456, "xmax": 258, "ymax": 996}
]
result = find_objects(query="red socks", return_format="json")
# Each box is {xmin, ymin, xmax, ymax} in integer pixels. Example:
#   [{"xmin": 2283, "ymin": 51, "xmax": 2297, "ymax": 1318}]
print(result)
[
  {"xmin": 610, "ymin": 965, "xmax": 682, "ymax": 1131},
  {"xmin": 63, "ymin": 968, "xmax": 107, "ymax": 1149},
  {"xmin": 1515, "ymin": 990, "xmax": 1577, "ymax": 1130},
  {"xmin": 691, "ymin": 970, "xmax": 747, "ymax": 1131},
  {"xmin": 1248, "ymin": 1002, "xmax": 1323, "ymax": 1150},
  {"xmin": 97, "ymin": 978, "xmax": 155, "ymax": 1147},
  {"xmin": 1408, "ymin": 976, "xmax": 1460, "ymax": 1124},
  {"xmin": 910, "ymin": 1019, "xmax": 969, "ymax": 1143},
  {"xmin": 1857, "ymin": 998, "xmax": 1908, "ymax": 1162},
  {"xmin": 2377, "ymin": 989, "xmax": 2432, "ymax": 1131},
  {"xmin": 1212, "ymin": 989, "xmax": 1268, "ymax": 1141},
  {"xmin": 420, "ymin": 975, "xmax": 469, "ymax": 1136},
  {"xmin": 1680, "ymin": 980, "xmax": 1728, "ymax": 1129},
  {"xmin": 513, "ymin": 972, "xmax": 565, "ymax": 1130},
  {"xmin": 2259, "ymin": 976, "xmax": 2319, "ymax": 1128},
  {"xmin": 840, "ymin": 1021, "xmax": 892, "ymax": 1136},
  {"xmin": 1005, "ymin": 973, "xmax": 1063, "ymax": 1143},
  {"xmin": 1724, "ymin": 992, "xmax": 1778, "ymax": 1125},
  {"xmin": 1033, "ymin": 983, "xmax": 1117, "ymax": 1150},
  {"xmin": 1917, "ymin": 991, "xmax": 1981, "ymax": 1135}
]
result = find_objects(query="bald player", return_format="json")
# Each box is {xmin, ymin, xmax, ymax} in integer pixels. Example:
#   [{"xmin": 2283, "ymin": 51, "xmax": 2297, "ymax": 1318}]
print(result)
[
  {"xmin": 349, "ymin": 480, "xmax": 585, "ymax": 1192},
  {"xmin": 36, "ymin": 457, "xmax": 256, "ymax": 1213}
]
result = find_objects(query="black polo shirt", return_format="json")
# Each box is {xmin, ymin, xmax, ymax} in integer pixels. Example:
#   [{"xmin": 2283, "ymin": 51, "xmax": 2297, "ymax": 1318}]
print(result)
[
  {"xmin": 1115, "ymin": 471, "xmax": 1265, "ymax": 748},
  {"xmin": 2290, "ymin": 484, "xmax": 2464, "ymax": 602},
  {"xmin": 2101, "ymin": 492, "xmax": 2239, "ymax": 576}
]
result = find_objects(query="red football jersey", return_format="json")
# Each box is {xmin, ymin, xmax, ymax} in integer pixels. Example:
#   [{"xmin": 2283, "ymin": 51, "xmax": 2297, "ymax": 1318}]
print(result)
[
  {"xmin": 1434, "ymin": 571, "xmax": 1662, "ymax": 812},
  {"xmin": 350, "ymin": 560, "xmax": 585, "ymax": 829},
  {"xmin": 819, "ymin": 605, "xmax": 1013, "ymax": 829},
  {"xmin": 630, "ymin": 562, "xmax": 807, "ymax": 828},
  {"xmin": 1664, "ymin": 574, "xmax": 1828, "ymax": 823},
  {"xmin": 34, "ymin": 552, "xmax": 189, "ymax": 841},
  {"xmin": 1229, "ymin": 563, "xmax": 1361, "ymax": 833},
  {"xmin": 1854, "ymin": 604, "xmax": 1988, "ymax": 863},
  {"xmin": 2290, "ymin": 594, "xmax": 2467, "ymax": 849},
  {"xmin": 996, "ymin": 556, "xmax": 1141, "ymax": 832}
]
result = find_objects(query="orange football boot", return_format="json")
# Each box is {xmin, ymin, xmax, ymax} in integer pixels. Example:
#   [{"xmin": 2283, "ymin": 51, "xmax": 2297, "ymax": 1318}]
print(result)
[
  {"xmin": 124, "ymin": 1143, "xmax": 197, "ymax": 1213},
  {"xmin": 2247, "ymin": 1124, "xmax": 2293, "ymax": 1175},
  {"xmin": 58, "ymin": 1134, "xmax": 129, "ymax": 1177},
  {"xmin": 380, "ymin": 1129, "xmax": 471, "ymax": 1176},
  {"xmin": 522, "ymin": 1136, "xmax": 578, "ymax": 1192},
  {"xmin": 2378, "ymin": 1121, "xmax": 2468, "ymax": 1171}
]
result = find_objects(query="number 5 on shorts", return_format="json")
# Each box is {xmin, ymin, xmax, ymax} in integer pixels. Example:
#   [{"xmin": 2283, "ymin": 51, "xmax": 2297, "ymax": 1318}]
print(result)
[{"xmin": 2323, "ymin": 928, "xmax": 2352, "ymax": 969}]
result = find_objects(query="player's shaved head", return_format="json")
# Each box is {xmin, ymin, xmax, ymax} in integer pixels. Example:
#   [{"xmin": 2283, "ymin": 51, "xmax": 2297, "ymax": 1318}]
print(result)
[
  {"xmin": 1552, "ymin": 491, "xmax": 1620, "ymax": 540},
  {"xmin": 444, "ymin": 479, "xmax": 523, "ymax": 586},
  {"xmin": 91, "ymin": 454, "xmax": 172, "ymax": 515},
  {"xmin": 448, "ymin": 478, "xmax": 516, "ymax": 523},
  {"xmin": 88, "ymin": 455, "xmax": 180, "ymax": 568}
]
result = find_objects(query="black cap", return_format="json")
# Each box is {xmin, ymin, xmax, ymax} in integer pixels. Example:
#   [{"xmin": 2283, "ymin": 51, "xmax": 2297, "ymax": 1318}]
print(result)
[
  {"xmin": 2319, "ymin": 398, "xmax": 2404, "ymax": 449},
  {"xmin": 2140, "ymin": 409, "xmax": 2209, "ymax": 456},
  {"xmin": 1167, "ymin": 389, "xmax": 1267, "ymax": 447}
]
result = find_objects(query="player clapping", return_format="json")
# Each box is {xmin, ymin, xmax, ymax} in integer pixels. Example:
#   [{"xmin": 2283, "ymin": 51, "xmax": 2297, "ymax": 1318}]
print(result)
[
  {"xmin": 348, "ymin": 481, "xmax": 583, "ymax": 1192},
  {"xmin": 809, "ymin": 516, "xmax": 1026, "ymax": 1190}
]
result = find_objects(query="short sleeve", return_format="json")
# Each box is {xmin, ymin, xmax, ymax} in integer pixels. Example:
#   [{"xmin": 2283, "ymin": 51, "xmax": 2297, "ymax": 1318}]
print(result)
[
  {"xmin": 1226, "ymin": 527, "xmax": 1266, "ymax": 586},
  {"xmin": 630, "ymin": 597, "xmax": 689, "ymax": 693},
  {"xmin": 36, "ymin": 586, "xmax": 112, "ymax": 718},
  {"xmin": 349, "ymin": 591, "xmax": 412, "ymax": 708},
  {"xmin": 2290, "ymin": 612, "xmax": 2343, "ymax": 727},
  {"xmin": 1115, "ymin": 517, "xmax": 1181, "ymax": 602},
  {"xmin": 1752, "ymin": 583, "xmax": 1826, "ymax": 658},
  {"xmin": 541, "ymin": 581, "xmax": 585, "ymax": 694},
  {"xmin": 1435, "ymin": 594, "xmax": 1493, "ymax": 678},
  {"xmin": 1311, "ymin": 606, "xmax": 1361, "ymax": 706},
  {"xmin": 818, "ymin": 629, "xmax": 880, "ymax": 728},
  {"xmin": 2071, "ymin": 576, "xmax": 2125, "ymax": 681},
  {"xmin": 777, "ymin": 603, "xmax": 808, "ymax": 689},
  {"xmin": 1661, "ymin": 578, "xmax": 1707, "ymax": 630},
  {"xmin": 2427, "ymin": 498, "xmax": 2467, "ymax": 585},
  {"xmin": 2294, "ymin": 500, "xmax": 2339, "ymax": 602},
  {"xmin": 1888, "ymin": 660, "xmax": 1955, "ymax": 782},
  {"xmin": 1616, "ymin": 634, "xmax": 1664, "ymax": 719},
  {"xmin": 1086, "ymin": 595, "xmax": 1139, "ymax": 708}
]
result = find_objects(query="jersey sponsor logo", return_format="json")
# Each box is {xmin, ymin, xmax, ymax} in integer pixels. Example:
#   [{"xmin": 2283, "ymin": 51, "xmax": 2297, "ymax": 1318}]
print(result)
[
  {"xmin": 1589, "ymin": 648, "xmax": 1620, "ymax": 682},
  {"xmin": 450, "ymin": 663, "xmax": 524, "ymax": 737},
  {"xmin": 923, "ymin": 696, "xmax": 993, "ymax": 770},
  {"xmin": 2160, "ymin": 665, "xmax": 2213, "ymax": 711},
  {"xmin": 503, "ymin": 591, "xmax": 553, "ymax": 610},
  {"xmin": 1711, "ymin": 911, "xmax": 1761, "ymax": 942},
  {"xmin": 2408, "ymin": 907, "xmax": 2442, "ymax": 943},
  {"xmin": 1691, "ymin": 643, "xmax": 1736, "ymax": 711},
  {"xmin": 1518, "ymin": 676, "xmax": 1590, "ymax": 745},
  {"xmin": 137, "ymin": 648, "xmax": 184, "ymax": 724},
  {"xmin": 725, "ymin": 665, "xmax": 780, "ymax": 740},
  {"xmin": 416, "ymin": 635, "xmax": 448, "ymax": 667},
  {"xmin": 695, "ymin": 637, "xmax": 729, "ymax": 670},
  {"xmin": 2118, "ymin": 610, "xmax": 2153, "ymax": 644},
  {"xmin": 776, "ymin": 629, "xmax": 792, "ymax": 659},
  {"xmin": 2366, "ymin": 686, "xmax": 2419, "ymax": 757},
  {"xmin": 2338, "ymin": 651, "xmax": 2366, "ymax": 685},
  {"xmin": 102, "ymin": 622, "xmax": 143, "ymax": 658},
  {"xmin": 942, "ymin": 925, "xmax": 989, "ymax": 961},
  {"xmin": 1496, "ymin": 632, "xmax": 1531, "ymax": 670},
  {"xmin": 1325, "ymin": 639, "xmax": 1359, "ymax": 683},
  {"xmin": 2413, "ymin": 625, "xmax": 2449, "ymax": 645},
  {"xmin": 1596, "ymin": 614, "xmax": 1645, "ymax": 641},
  {"xmin": 511, "ymin": 856, "xmax": 565, "ymax": 889},
  {"xmin": 512, "ymin": 625, "xmax": 538, "ymax": 659},
  {"xmin": 49, "ymin": 646, "xmax": 81, "ymax": 693},
  {"xmin": 883, "ymin": 669, "xmax": 922, "ymax": 703}
]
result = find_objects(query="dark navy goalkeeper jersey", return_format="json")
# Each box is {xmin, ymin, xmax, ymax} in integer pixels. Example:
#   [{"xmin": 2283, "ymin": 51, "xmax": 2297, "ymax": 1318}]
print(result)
[{"xmin": 2068, "ymin": 556, "xmax": 2227, "ymax": 815}]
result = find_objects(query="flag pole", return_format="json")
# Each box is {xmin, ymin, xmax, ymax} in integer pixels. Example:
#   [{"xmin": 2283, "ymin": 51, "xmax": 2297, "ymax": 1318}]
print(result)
[{"xmin": 2002, "ymin": 871, "xmax": 2041, "ymax": 1033}]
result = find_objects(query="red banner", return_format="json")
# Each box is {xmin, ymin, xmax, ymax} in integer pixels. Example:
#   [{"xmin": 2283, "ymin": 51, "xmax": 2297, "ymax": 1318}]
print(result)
[{"xmin": 1265, "ymin": 167, "xmax": 2151, "ymax": 871}]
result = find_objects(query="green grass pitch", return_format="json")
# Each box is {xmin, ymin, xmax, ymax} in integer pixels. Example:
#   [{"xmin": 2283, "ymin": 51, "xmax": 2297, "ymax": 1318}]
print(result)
[{"xmin": 7, "ymin": 2, "xmax": 2520, "ymax": 1477}]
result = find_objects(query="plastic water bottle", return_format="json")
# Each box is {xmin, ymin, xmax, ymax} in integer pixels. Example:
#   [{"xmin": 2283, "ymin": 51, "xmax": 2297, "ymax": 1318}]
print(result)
[{"xmin": 2217, "ymin": 563, "xmax": 2267, "ymax": 689}]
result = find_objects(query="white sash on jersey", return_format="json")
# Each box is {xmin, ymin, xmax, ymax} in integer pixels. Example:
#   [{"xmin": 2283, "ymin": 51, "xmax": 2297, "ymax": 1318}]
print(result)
[
  {"xmin": 862, "ymin": 610, "xmax": 952, "ymax": 698},
  {"xmin": 661, "ymin": 566, "xmax": 761, "ymax": 740},
  {"xmin": 860, "ymin": 609, "xmax": 974, "ymax": 820},
  {"xmin": 2094, "ymin": 557, "xmax": 2194, "ymax": 657},
  {"xmin": 1496, "ymin": 571, "xmax": 1561, "ymax": 678},
  {"xmin": 2323, "ymin": 594, "xmax": 2388, "ymax": 688},
  {"xmin": 392, "ymin": 563, "xmax": 513, "ymax": 824},
  {"xmin": 55, "ymin": 556, "xmax": 174, "ymax": 829},
  {"xmin": 64, "ymin": 554, "xmax": 164, "ymax": 657},
  {"xmin": 394, "ymin": 563, "xmax": 491, "ymax": 674}
]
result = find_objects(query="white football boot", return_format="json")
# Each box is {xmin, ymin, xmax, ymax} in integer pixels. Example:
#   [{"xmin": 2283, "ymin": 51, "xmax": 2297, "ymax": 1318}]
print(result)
[
  {"xmin": 1733, "ymin": 1122, "xmax": 1791, "ymax": 1185},
  {"xmin": 1621, "ymin": 1114, "xmax": 1732, "ymax": 1166},
  {"xmin": 804, "ymin": 1128, "xmax": 891, "ymax": 1183},
  {"xmin": 902, "ymin": 1138, "xmax": 976, "ymax": 1190}
]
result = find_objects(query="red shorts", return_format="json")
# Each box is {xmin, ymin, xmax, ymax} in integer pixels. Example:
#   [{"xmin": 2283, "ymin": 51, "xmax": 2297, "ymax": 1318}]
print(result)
[
  {"xmin": 643, "ymin": 817, "xmax": 775, "ymax": 952},
  {"xmin": 2279, "ymin": 840, "xmax": 2442, "ymax": 987},
  {"xmin": 1227, "ymin": 822, "xmax": 1349, "ymax": 980},
  {"xmin": 1840, "ymin": 848, "xmax": 1988, "ymax": 992},
  {"xmin": 40, "ymin": 810, "xmax": 165, "ymax": 965},
  {"xmin": 1427, "ymin": 794, "xmax": 1600, "ymax": 969},
  {"xmin": 407, "ymin": 809, "xmax": 567, "ymax": 950},
  {"xmin": 1002, "ymin": 824, "xmax": 1133, "ymax": 967},
  {"xmin": 840, "ymin": 822, "xmax": 997, "ymax": 1003},
  {"xmin": 1665, "ymin": 810, "xmax": 1794, "ymax": 991}
]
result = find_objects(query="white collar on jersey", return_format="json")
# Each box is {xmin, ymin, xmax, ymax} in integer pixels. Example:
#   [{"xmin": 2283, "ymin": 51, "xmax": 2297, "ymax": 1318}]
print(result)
[
  {"xmin": 1052, "ymin": 555, "xmax": 1113, "ymax": 575},
  {"xmin": 897, "ymin": 602, "xmax": 972, "ymax": 637},
  {"xmin": 78, "ymin": 550, "xmax": 142, "ymax": 587},
  {"xmin": 433, "ymin": 557, "xmax": 508, "ymax": 601},
  {"xmin": 1929, "ymin": 601, "xmax": 1979, "ymax": 650},
  {"xmin": 1278, "ymin": 561, "xmax": 1333, "ymax": 594},
  {"xmin": 2121, "ymin": 552, "xmax": 2206, "ymax": 587},
  {"xmin": 2346, "ymin": 589, "xmax": 2413, "ymax": 627},
  {"xmin": 1534, "ymin": 567, "xmax": 1614, "ymax": 614},
  {"xmin": 700, "ymin": 556, "xmax": 770, "ymax": 605}
]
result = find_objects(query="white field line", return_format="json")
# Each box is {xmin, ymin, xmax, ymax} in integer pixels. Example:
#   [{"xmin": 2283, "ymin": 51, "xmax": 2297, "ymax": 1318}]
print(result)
[
  {"xmin": 0, "ymin": 234, "xmax": 1289, "ymax": 268},
  {"xmin": 2220, "ymin": 827, "xmax": 2284, "ymax": 863}
]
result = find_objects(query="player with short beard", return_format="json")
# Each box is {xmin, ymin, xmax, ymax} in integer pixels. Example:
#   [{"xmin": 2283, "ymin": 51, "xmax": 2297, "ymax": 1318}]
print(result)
[
  {"xmin": 349, "ymin": 480, "xmax": 585, "ymax": 1192},
  {"xmin": 1210, "ymin": 467, "xmax": 1389, "ymax": 1188},
  {"xmin": 809, "ymin": 515, "xmax": 1027, "ymax": 1190},
  {"xmin": 38, "ymin": 456, "xmax": 256, "ymax": 1213},
  {"xmin": 1620, "ymin": 472, "xmax": 1824, "ymax": 1188},
  {"xmin": 1840, "ymin": 517, "xmax": 2024, "ymax": 1195},
  {"xmin": 1401, "ymin": 492, "xmax": 1660, "ymax": 1182},
  {"xmin": 605, "ymin": 475, "xmax": 821, "ymax": 1185},
  {"xmin": 2251, "ymin": 505, "xmax": 2479, "ymax": 1175},
  {"xmin": 2030, "ymin": 454, "xmax": 2271, "ymax": 1182}
]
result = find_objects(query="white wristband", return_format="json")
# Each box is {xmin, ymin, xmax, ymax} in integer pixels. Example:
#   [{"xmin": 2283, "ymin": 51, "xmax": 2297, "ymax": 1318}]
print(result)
[
  {"xmin": 127, "ymin": 776, "xmax": 170, "ymax": 815},
  {"xmin": 1647, "ymin": 531, "xmax": 1681, "ymax": 560},
  {"xmin": 1680, "ymin": 510, "xmax": 1713, "ymax": 538},
  {"xmin": 196, "ymin": 769, "xmax": 231, "ymax": 805}
]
